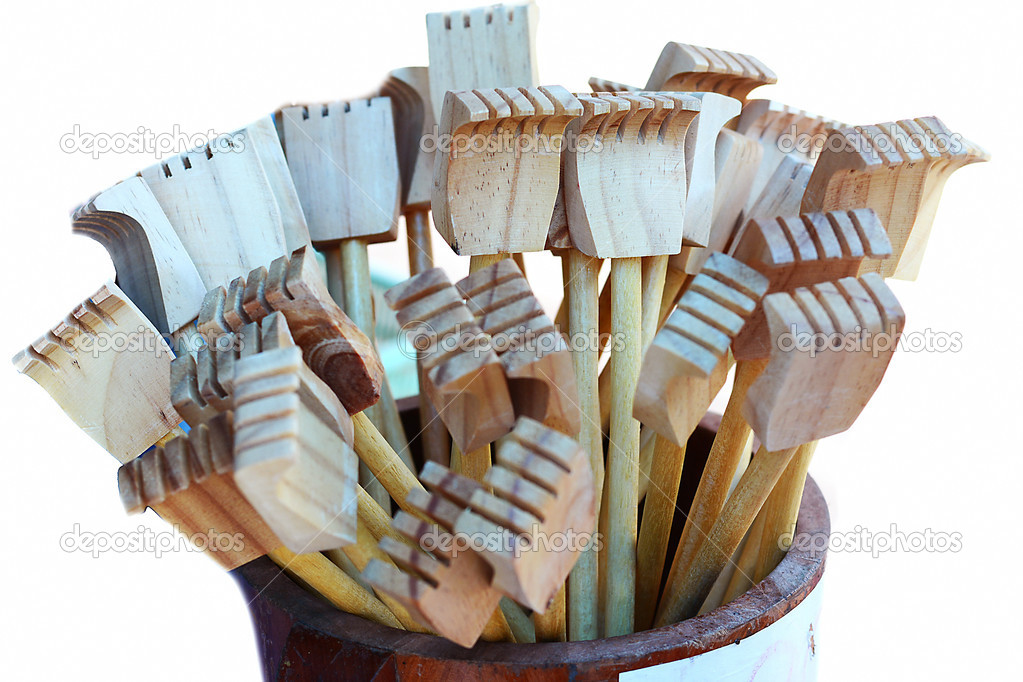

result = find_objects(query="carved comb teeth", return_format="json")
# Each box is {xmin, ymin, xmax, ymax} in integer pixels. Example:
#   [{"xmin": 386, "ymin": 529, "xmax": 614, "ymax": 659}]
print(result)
[
  {"xmin": 432, "ymin": 85, "xmax": 582, "ymax": 256},
  {"xmin": 635, "ymin": 253, "xmax": 770, "ymax": 445},
  {"xmin": 384, "ymin": 268, "xmax": 515, "ymax": 451},
  {"xmin": 456, "ymin": 260, "xmax": 580, "ymax": 435},
  {"xmin": 417, "ymin": 417, "xmax": 595, "ymax": 612},
  {"xmin": 743, "ymin": 273, "xmax": 905, "ymax": 451},
  {"xmin": 138, "ymin": 125, "xmax": 290, "ymax": 291},
  {"xmin": 801, "ymin": 116, "xmax": 989, "ymax": 280},
  {"xmin": 232, "ymin": 320, "xmax": 359, "ymax": 553},
  {"xmin": 644, "ymin": 42, "xmax": 777, "ymax": 103},
  {"xmin": 563, "ymin": 92, "xmax": 702, "ymax": 258},
  {"xmin": 117, "ymin": 413, "xmax": 282, "ymax": 569},
  {"xmin": 730, "ymin": 209, "xmax": 893, "ymax": 361},
  {"xmin": 12, "ymin": 281, "xmax": 181, "ymax": 463},
  {"xmin": 362, "ymin": 487, "xmax": 504, "ymax": 648},
  {"xmin": 380, "ymin": 67, "xmax": 436, "ymax": 211},
  {"xmin": 278, "ymin": 97, "xmax": 400, "ymax": 244},
  {"xmin": 197, "ymin": 246, "xmax": 383, "ymax": 415},
  {"xmin": 586, "ymin": 77, "xmax": 641, "ymax": 93}
]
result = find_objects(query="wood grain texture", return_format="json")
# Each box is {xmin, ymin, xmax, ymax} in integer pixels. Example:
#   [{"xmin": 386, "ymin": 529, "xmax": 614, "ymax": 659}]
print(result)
[
  {"xmin": 801, "ymin": 117, "xmax": 989, "ymax": 279},
  {"xmin": 384, "ymin": 268, "xmax": 515, "ymax": 451},
  {"xmin": 634, "ymin": 253, "xmax": 768, "ymax": 445},
  {"xmin": 118, "ymin": 413, "xmax": 281, "ymax": 569},
  {"xmin": 457, "ymin": 259, "xmax": 580, "ymax": 434},
  {"xmin": 13, "ymin": 281, "xmax": 181, "ymax": 462},
  {"xmin": 563, "ymin": 93, "xmax": 701, "ymax": 258},
  {"xmin": 425, "ymin": 1, "xmax": 539, "ymax": 123},
  {"xmin": 743, "ymin": 152, "xmax": 813, "ymax": 226},
  {"xmin": 138, "ymin": 127, "xmax": 289, "ymax": 290},
  {"xmin": 432, "ymin": 86, "xmax": 581, "ymax": 256},
  {"xmin": 645, "ymin": 42, "xmax": 777, "ymax": 104},
  {"xmin": 381, "ymin": 67, "xmax": 436, "ymax": 212},
  {"xmin": 197, "ymin": 247, "xmax": 383, "ymax": 414},
  {"xmin": 752, "ymin": 440, "xmax": 818, "ymax": 582},
  {"xmin": 72, "ymin": 176, "xmax": 206, "ymax": 334},
  {"xmin": 278, "ymin": 97, "xmax": 400, "ymax": 244},
  {"xmin": 730, "ymin": 208, "xmax": 892, "ymax": 360},
  {"xmin": 744, "ymin": 274, "xmax": 905, "ymax": 450},
  {"xmin": 419, "ymin": 416, "xmax": 595, "ymax": 613}
]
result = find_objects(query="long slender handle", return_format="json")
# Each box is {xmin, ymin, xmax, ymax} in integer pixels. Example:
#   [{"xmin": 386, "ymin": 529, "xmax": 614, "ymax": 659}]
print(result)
[
  {"xmin": 655, "ymin": 444, "xmax": 799, "ymax": 625},
  {"xmin": 752, "ymin": 441, "xmax": 818, "ymax": 582}
]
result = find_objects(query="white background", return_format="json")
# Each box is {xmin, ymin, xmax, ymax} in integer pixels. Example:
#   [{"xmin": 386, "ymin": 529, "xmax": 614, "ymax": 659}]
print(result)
[{"xmin": 0, "ymin": 0, "xmax": 1018, "ymax": 679}]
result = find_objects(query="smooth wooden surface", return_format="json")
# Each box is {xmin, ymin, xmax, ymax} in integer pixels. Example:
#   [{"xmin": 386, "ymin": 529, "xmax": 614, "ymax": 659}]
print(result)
[
  {"xmin": 743, "ymin": 153, "xmax": 813, "ymax": 227},
  {"xmin": 645, "ymin": 42, "xmax": 777, "ymax": 104},
  {"xmin": 381, "ymin": 67, "xmax": 436, "ymax": 212},
  {"xmin": 801, "ymin": 117, "xmax": 989, "ymax": 279},
  {"xmin": 13, "ymin": 280, "xmax": 181, "ymax": 462},
  {"xmin": 232, "ymin": 463, "xmax": 829, "ymax": 680},
  {"xmin": 563, "ymin": 93, "xmax": 701, "ymax": 258},
  {"xmin": 432, "ymin": 86, "xmax": 580, "ymax": 256},
  {"xmin": 425, "ymin": 1, "xmax": 539, "ymax": 123},
  {"xmin": 385, "ymin": 268, "xmax": 515, "ymax": 451},
  {"xmin": 72, "ymin": 176, "xmax": 207, "ymax": 334},
  {"xmin": 753, "ymin": 441, "xmax": 818, "ymax": 582},
  {"xmin": 197, "ymin": 246, "xmax": 384, "ymax": 415}
]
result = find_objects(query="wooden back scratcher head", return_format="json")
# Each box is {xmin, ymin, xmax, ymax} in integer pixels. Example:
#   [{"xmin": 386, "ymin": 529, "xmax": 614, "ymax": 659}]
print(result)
[
  {"xmin": 426, "ymin": 2, "xmax": 540, "ymax": 123},
  {"xmin": 634, "ymin": 253, "xmax": 769, "ymax": 445},
  {"xmin": 72, "ymin": 176, "xmax": 206, "ymax": 335},
  {"xmin": 801, "ymin": 117, "xmax": 989, "ymax": 279},
  {"xmin": 418, "ymin": 417, "xmax": 595, "ymax": 612},
  {"xmin": 563, "ymin": 92, "xmax": 702, "ymax": 258},
  {"xmin": 381, "ymin": 67, "xmax": 436, "ymax": 215},
  {"xmin": 12, "ymin": 281, "xmax": 181, "ymax": 463},
  {"xmin": 432, "ymin": 86, "xmax": 581, "ymax": 256},
  {"xmin": 656, "ymin": 273, "xmax": 905, "ymax": 624},
  {"xmin": 456, "ymin": 259, "xmax": 580, "ymax": 435},
  {"xmin": 645, "ymin": 42, "xmax": 777, "ymax": 104},
  {"xmin": 138, "ymin": 125, "xmax": 290, "ymax": 290},
  {"xmin": 384, "ymin": 268, "xmax": 515, "ymax": 451},
  {"xmin": 197, "ymin": 246, "xmax": 383, "ymax": 414},
  {"xmin": 730, "ymin": 208, "xmax": 893, "ymax": 360}
]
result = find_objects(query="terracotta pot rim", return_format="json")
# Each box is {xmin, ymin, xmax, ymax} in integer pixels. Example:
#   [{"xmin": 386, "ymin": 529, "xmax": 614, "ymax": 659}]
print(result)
[{"xmin": 233, "ymin": 474, "xmax": 828, "ymax": 668}]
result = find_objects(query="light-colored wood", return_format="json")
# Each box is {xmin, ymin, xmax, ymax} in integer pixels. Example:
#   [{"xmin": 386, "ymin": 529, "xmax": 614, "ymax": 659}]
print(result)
[
  {"xmin": 635, "ymin": 253, "xmax": 769, "ymax": 444},
  {"xmin": 752, "ymin": 440, "xmax": 818, "ymax": 582},
  {"xmin": 363, "ymin": 486, "xmax": 506, "ymax": 647},
  {"xmin": 720, "ymin": 512, "xmax": 764, "ymax": 607},
  {"xmin": 737, "ymin": 100, "xmax": 845, "ymax": 217},
  {"xmin": 677, "ymin": 128, "xmax": 762, "ymax": 274},
  {"xmin": 279, "ymin": 97, "xmax": 400, "ymax": 245},
  {"xmin": 268, "ymin": 547, "xmax": 403, "ymax": 630},
  {"xmin": 501, "ymin": 597, "xmax": 537, "ymax": 644},
  {"xmin": 138, "ymin": 127, "xmax": 289, "ymax": 291},
  {"xmin": 730, "ymin": 209, "xmax": 892, "ymax": 360},
  {"xmin": 801, "ymin": 117, "xmax": 989, "ymax": 279},
  {"xmin": 743, "ymin": 153, "xmax": 813, "ymax": 226},
  {"xmin": 587, "ymin": 77, "xmax": 640, "ymax": 93},
  {"xmin": 232, "ymin": 323, "xmax": 359, "ymax": 553},
  {"xmin": 563, "ymin": 93, "xmax": 701, "ymax": 258},
  {"xmin": 384, "ymin": 268, "xmax": 515, "ymax": 451},
  {"xmin": 420, "ymin": 417, "xmax": 596, "ymax": 613},
  {"xmin": 13, "ymin": 281, "xmax": 182, "ymax": 462},
  {"xmin": 645, "ymin": 42, "xmax": 777, "ymax": 104},
  {"xmin": 197, "ymin": 246, "xmax": 384, "ymax": 414},
  {"xmin": 744, "ymin": 274, "xmax": 905, "ymax": 450},
  {"xmin": 658, "ymin": 358, "xmax": 765, "ymax": 624},
  {"xmin": 533, "ymin": 584, "xmax": 567, "ymax": 642},
  {"xmin": 457, "ymin": 260, "xmax": 580, "ymax": 434},
  {"xmin": 451, "ymin": 440, "xmax": 492, "ymax": 484},
  {"xmin": 603, "ymin": 257, "xmax": 643, "ymax": 636},
  {"xmin": 635, "ymin": 434, "xmax": 686, "ymax": 629},
  {"xmin": 425, "ymin": 1, "xmax": 540, "ymax": 123},
  {"xmin": 432, "ymin": 86, "xmax": 581, "ymax": 256},
  {"xmin": 351, "ymin": 411, "xmax": 429, "ymax": 518},
  {"xmin": 381, "ymin": 67, "xmax": 437, "ymax": 212},
  {"xmin": 118, "ymin": 413, "xmax": 280, "ymax": 569},
  {"xmin": 72, "ymin": 176, "xmax": 206, "ymax": 334}
]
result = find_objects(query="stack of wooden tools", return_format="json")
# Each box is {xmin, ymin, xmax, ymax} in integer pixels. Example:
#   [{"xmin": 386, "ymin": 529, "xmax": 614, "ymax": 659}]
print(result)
[{"xmin": 14, "ymin": 1, "xmax": 989, "ymax": 653}]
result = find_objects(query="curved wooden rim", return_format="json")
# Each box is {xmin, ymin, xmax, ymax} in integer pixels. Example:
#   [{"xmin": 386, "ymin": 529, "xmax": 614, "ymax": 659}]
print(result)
[{"xmin": 233, "ymin": 474, "xmax": 828, "ymax": 670}]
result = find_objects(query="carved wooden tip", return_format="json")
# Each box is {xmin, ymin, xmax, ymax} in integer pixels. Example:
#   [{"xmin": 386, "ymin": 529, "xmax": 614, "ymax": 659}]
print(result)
[
  {"xmin": 587, "ymin": 77, "xmax": 641, "ymax": 93},
  {"xmin": 385, "ymin": 269, "xmax": 515, "ymax": 451},
  {"xmin": 812, "ymin": 118, "xmax": 988, "ymax": 171},
  {"xmin": 744, "ymin": 273, "xmax": 905, "ymax": 451},
  {"xmin": 278, "ymin": 97, "xmax": 400, "ymax": 244},
  {"xmin": 198, "ymin": 247, "xmax": 382, "ymax": 414},
  {"xmin": 432, "ymin": 85, "xmax": 579, "ymax": 256},
  {"xmin": 645, "ymin": 42, "xmax": 777, "ymax": 100},
  {"xmin": 635, "ymin": 254, "xmax": 768, "ymax": 445},
  {"xmin": 118, "ymin": 413, "xmax": 235, "ymax": 514},
  {"xmin": 737, "ymin": 99, "xmax": 846, "ymax": 162}
]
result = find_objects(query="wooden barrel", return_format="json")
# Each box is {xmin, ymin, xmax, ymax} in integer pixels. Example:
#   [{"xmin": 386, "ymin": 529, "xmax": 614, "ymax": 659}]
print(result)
[{"xmin": 232, "ymin": 410, "xmax": 829, "ymax": 680}]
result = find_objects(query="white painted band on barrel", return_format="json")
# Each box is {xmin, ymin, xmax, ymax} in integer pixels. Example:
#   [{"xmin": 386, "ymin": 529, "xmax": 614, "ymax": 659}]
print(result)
[{"xmin": 621, "ymin": 578, "xmax": 824, "ymax": 681}]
